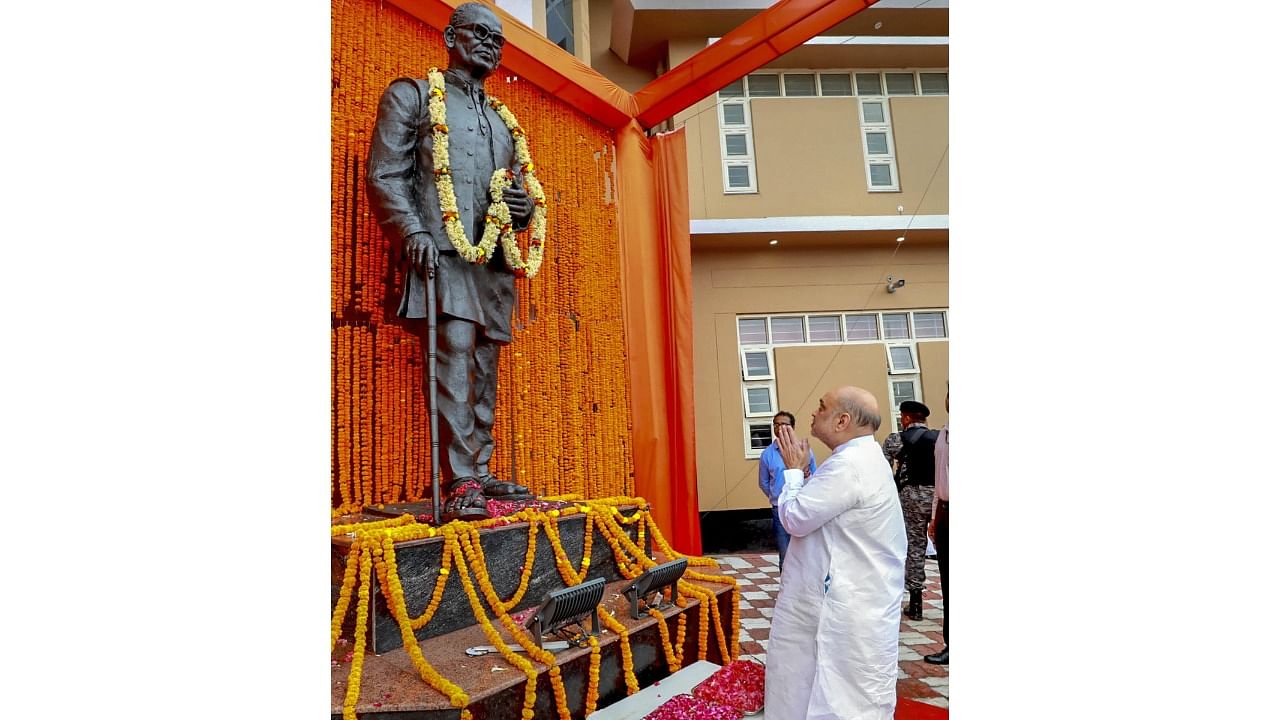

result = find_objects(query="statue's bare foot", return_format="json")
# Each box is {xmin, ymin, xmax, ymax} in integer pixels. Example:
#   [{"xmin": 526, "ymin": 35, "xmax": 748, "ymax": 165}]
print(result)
[
  {"xmin": 443, "ymin": 478, "xmax": 491, "ymax": 522},
  {"xmin": 478, "ymin": 474, "xmax": 534, "ymax": 501}
]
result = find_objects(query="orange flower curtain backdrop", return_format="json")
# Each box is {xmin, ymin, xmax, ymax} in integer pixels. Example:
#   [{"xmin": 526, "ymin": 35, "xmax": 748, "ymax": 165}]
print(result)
[{"xmin": 332, "ymin": 0, "xmax": 635, "ymax": 512}]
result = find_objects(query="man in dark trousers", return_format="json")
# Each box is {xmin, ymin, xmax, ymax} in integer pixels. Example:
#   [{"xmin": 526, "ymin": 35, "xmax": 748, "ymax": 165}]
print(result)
[
  {"xmin": 925, "ymin": 391, "xmax": 949, "ymax": 664},
  {"xmin": 367, "ymin": 3, "xmax": 534, "ymax": 520},
  {"xmin": 882, "ymin": 400, "xmax": 937, "ymax": 620}
]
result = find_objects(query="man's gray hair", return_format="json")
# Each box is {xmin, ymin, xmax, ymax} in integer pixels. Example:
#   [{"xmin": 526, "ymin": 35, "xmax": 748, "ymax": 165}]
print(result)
[{"xmin": 835, "ymin": 392, "xmax": 881, "ymax": 432}]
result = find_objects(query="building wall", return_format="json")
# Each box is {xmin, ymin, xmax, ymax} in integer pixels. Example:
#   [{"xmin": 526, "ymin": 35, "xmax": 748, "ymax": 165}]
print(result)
[
  {"xmin": 692, "ymin": 240, "xmax": 948, "ymax": 512},
  {"xmin": 587, "ymin": 0, "xmax": 654, "ymax": 91},
  {"xmin": 685, "ymin": 94, "xmax": 948, "ymax": 220}
]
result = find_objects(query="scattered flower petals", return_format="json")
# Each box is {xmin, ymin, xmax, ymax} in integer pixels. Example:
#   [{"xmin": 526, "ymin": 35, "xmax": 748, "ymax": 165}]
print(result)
[
  {"xmin": 693, "ymin": 660, "xmax": 765, "ymax": 713},
  {"xmin": 643, "ymin": 694, "xmax": 743, "ymax": 720}
]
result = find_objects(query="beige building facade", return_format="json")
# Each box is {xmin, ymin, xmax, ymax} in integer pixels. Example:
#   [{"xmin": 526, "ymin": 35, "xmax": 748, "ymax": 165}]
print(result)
[{"xmin": 523, "ymin": 0, "xmax": 950, "ymax": 513}]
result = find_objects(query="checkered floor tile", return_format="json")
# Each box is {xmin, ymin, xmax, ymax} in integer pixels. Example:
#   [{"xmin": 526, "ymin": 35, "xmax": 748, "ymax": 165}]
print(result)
[{"xmin": 713, "ymin": 553, "xmax": 948, "ymax": 709}]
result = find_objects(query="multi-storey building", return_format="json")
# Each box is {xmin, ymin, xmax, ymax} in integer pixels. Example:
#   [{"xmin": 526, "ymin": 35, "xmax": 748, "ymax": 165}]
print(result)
[{"xmin": 517, "ymin": 0, "xmax": 949, "ymax": 518}]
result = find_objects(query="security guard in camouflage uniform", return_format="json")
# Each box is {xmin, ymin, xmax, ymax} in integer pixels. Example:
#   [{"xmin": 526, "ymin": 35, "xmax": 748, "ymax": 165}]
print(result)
[{"xmin": 881, "ymin": 400, "xmax": 937, "ymax": 621}]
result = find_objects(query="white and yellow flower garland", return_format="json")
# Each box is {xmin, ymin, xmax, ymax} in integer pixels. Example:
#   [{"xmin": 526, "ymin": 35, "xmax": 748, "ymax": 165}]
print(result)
[{"xmin": 426, "ymin": 68, "xmax": 548, "ymax": 279}]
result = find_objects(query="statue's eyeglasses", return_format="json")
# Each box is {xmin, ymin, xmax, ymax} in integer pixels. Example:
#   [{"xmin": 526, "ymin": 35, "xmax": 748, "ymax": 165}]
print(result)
[{"xmin": 453, "ymin": 23, "xmax": 505, "ymax": 49}]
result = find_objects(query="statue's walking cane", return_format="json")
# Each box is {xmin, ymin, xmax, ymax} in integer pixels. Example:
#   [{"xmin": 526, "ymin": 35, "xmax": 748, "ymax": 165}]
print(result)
[{"xmin": 426, "ymin": 245, "xmax": 442, "ymax": 527}]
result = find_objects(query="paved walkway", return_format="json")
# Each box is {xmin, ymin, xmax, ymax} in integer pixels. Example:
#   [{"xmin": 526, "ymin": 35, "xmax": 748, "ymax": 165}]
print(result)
[{"xmin": 712, "ymin": 553, "xmax": 949, "ymax": 709}]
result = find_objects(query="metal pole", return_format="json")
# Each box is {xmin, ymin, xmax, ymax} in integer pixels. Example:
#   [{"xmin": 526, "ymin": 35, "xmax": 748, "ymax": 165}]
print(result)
[{"xmin": 426, "ymin": 248, "xmax": 442, "ymax": 526}]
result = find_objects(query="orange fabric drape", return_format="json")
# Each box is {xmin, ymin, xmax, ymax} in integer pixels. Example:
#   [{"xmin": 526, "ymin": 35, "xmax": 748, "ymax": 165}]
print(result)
[
  {"xmin": 653, "ymin": 128, "xmax": 699, "ymax": 555},
  {"xmin": 616, "ymin": 122, "xmax": 701, "ymax": 555}
]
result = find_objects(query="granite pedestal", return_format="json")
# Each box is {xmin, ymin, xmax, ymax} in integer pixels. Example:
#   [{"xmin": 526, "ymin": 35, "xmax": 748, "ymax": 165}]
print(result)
[
  {"xmin": 332, "ymin": 507, "xmax": 648, "ymax": 654},
  {"xmin": 331, "ymin": 571, "xmax": 737, "ymax": 719}
]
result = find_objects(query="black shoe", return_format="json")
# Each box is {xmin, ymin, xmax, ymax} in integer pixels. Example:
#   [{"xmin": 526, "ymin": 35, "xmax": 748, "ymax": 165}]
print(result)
[
  {"xmin": 477, "ymin": 473, "xmax": 534, "ymax": 500},
  {"xmin": 442, "ymin": 478, "xmax": 492, "ymax": 522},
  {"xmin": 924, "ymin": 647, "xmax": 948, "ymax": 665},
  {"xmin": 904, "ymin": 589, "xmax": 923, "ymax": 621}
]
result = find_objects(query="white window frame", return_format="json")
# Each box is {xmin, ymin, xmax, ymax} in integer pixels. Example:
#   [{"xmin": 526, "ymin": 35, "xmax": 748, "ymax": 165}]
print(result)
[
  {"xmin": 768, "ymin": 315, "xmax": 807, "ymax": 345},
  {"xmin": 740, "ymin": 347, "xmax": 775, "ymax": 380},
  {"xmin": 817, "ymin": 71, "xmax": 855, "ymax": 97},
  {"xmin": 886, "ymin": 343, "xmax": 919, "ymax": 375},
  {"xmin": 881, "ymin": 312, "xmax": 912, "ymax": 340},
  {"xmin": 733, "ymin": 309, "xmax": 946, "ymax": 455},
  {"xmin": 917, "ymin": 68, "xmax": 950, "ymax": 96},
  {"xmin": 781, "ymin": 71, "xmax": 819, "ymax": 97},
  {"xmin": 718, "ymin": 95, "xmax": 757, "ymax": 194},
  {"xmin": 736, "ymin": 316, "xmax": 769, "ymax": 345},
  {"xmin": 805, "ymin": 314, "xmax": 844, "ymax": 344},
  {"xmin": 858, "ymin": 94, "xmax": 900, "ymax": 192},
  {"xmin": 743, "ymin": 420, "xmax": 774, "ymax": 459},
  {"xmin": 890, "ymin": 375, "xmax": 923, "ymax": 408},
  {"xmin": 888, "ymin": 375, "xmax": 923, "ymax": 431},
  {"xmin": 912, "ymin": 310, "xmax": 948, "ymax": 339},
  {"xmin": 843, "ymin": 312, "xmax": 880, "ymax": 342},
  {"xmin": 883, "ymin": 71, "xmax": 919, "ymax": 96},
  {"xmin": 742, "ymin": 382, "xmax": 779, "ymax": 418}
]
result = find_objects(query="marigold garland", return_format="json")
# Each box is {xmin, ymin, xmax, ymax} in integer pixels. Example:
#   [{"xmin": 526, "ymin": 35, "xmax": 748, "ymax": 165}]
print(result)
[
  {"xmin": 371, "ymin": 532, "xmax": 470, "ymax": 709},
  {"xmin": 340, "ymin": 545, "xmax": 372, "ymax": 720},
  {"xmin": 425, "ymin": 68, "xmax": 548, "ymax": 277},
  {"xmin": 331, "ymin": 538, "xmax": 360, "ymax": 653},
  {"xmin": 597, "ymin": 607, "xmax": 640, "ymax": 695},
  {"xmin": 330, "ymin": 499, "xmax": 738, "ymax": 715}
]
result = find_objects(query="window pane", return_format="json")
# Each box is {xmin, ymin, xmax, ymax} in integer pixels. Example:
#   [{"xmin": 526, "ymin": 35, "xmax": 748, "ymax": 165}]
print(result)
[
  {"xmin": 718, "ymin": 79, "xmax": 745, "ymax": 98},
  {"xmin": 869, "ymin": 164, "xmax": 893, "ymax": 187},
  {"xmin": 770, "ymin": 316, "xmax": 805, "ymax": 344},
  {"xmin": 808, "ymin": 315, "xmax": 841, "ymax": 342},
  {"xmin": 866, "ymin": 132, "xmax": 890, "ymax": 155},
  {"xmin": 746, "ymin": 387, "xmax": 773, "ymax": 414},
  {"xmin": 749, "ymin": 424, "xmax": 773, "ymax": 449},
  {"xmin": 783, "ymin": 73, "xmax": 816, "ymax": 96},
  {"xmin": 748, "ymin": 74, "xmax": 780, "ymax": 97},
  {"xmin": 845, "ymin": 314, "xmax": 878, "ymax": 340},
  {"xmin": 920, "ymin": 72, "xmax": 948, "ymax": 95},
  {"xmin": 722, "ymin": 103, "xmax": 746, "ymax": 125},
  {"xmin": 886, "ymin": 73, "xmax": 917, "ymax": 95},
  {"xmin": 883, "ymin": 313, "xmax": 910, "ymax": 339},
  {"xmin": 546, "ymin": 0, "xmax": 575, "ymax": 54},
  {"xmin": 856, "ymin": 73, "xmax": 883, "ymax": 95},
  {"xmin": 738, "ymin": 317, "xmax": 767, "ymax": 344},
  {"xmin": 861, "ymin": 100, "xmax": 885, "ymax": 124},
  {"xmin": 724, "ymin": 134, "xmax": 749, "ymax": 156},
  {"xmin": 819, "ymin": 73, "xmax": 853, "ymax": 96},
  {"xmin": 727, "ymin": 164, "xmax": 752, "ymax": 188},
  {"xmin": 743, "ymin": 351, "xmax": 771, "ymax": 378},
  {"xmin": 889, "ymin": 346, "xmax": 915, "ymax": 371},
  {"xmin": 892, "ymin": 380, "xmax": 917, "ymax": 408},
  {"xmin": 913, "ymin": 312, "xmax": 947, "ymax": 338}
]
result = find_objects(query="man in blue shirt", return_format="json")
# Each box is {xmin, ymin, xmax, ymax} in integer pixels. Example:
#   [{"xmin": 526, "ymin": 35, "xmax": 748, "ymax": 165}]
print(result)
[{"xmin": 758, "ymin": 410, "xmax": 816, "ymax": 568}]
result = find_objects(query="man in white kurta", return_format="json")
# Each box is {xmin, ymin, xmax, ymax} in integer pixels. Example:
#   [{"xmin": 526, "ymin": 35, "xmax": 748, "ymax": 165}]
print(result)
[{"xmin": 765, "ymin": 386, "xmax": 907, "ymax": 720}]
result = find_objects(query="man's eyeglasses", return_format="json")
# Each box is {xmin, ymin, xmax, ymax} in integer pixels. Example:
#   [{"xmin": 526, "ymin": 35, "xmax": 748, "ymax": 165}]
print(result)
[
  {"xmin": 453, "ymin": 23, "xmax": 505, "ymax": 48},
  {"xmin": 772, "ymin": 422, "xmax": 791, "ymax": 428}
]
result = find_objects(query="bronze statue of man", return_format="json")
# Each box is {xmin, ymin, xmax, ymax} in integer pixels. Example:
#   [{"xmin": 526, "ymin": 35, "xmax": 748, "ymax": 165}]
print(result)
[{"xmin": 367, "ymin": 2, "xmax": 534, "ymax": 521}]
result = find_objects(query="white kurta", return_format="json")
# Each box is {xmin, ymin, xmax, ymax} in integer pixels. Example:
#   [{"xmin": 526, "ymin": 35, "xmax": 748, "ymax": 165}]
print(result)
[{"xmin": 764, "ymin": 435, "xmax": 908, "ymax": 720}]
